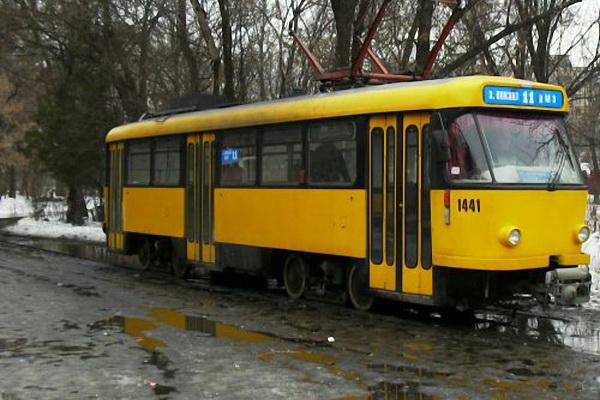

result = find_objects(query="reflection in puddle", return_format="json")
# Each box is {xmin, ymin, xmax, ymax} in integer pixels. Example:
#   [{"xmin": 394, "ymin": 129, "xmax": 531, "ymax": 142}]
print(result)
[
  {"xmin": 93, "ymin": 307, "xmax": 274, "ymax": 352},
  {"xmin": 91, "ymin": 308, "xmax": 275, "ymax": 397},
  {"xmin": 367, "ymin": 363, "xmax": 453, "ymax": 379},
  {"xmin": 150, "ymin": 382, "xmax": 177, "ymax": 396},
  {"xmin": 98, "ymin": 308, "xmax": 439, "ymax": 400},
  {"xmin": 369, "ymin": 381, "xmax": 435, "ymax": 400},
  {"xmin": 475, "ymin": 312, "xmax": 600, "ymax": 355},
  {"xmin": 336, "ymin": 381, "xmax": 436, "ymax": 400},
  {"xmin": 2, "ymin": 235, "xmax": 138, "ymax": 268}
]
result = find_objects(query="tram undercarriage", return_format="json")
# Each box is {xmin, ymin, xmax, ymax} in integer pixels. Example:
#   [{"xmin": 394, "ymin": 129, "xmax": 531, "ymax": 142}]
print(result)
[{"xmin": 434, "ymin": 265, "xmax": 591, "ymax": 308}]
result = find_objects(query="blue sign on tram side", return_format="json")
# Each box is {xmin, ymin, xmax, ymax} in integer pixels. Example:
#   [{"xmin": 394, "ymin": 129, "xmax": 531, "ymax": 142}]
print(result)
[
  {"xmin": 221, "ymin": 148, "xmax": 240, "ymax": 164},
  {"xmin": 483, "ymin": 86, "xmax": 563, "ymax": 109}
]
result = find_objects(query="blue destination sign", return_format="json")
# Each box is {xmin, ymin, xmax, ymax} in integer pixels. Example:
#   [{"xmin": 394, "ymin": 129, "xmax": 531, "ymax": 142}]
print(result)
[
  {"xmin": 221, "ymin": 148, "xmax": 240, "ymax": 164},
  {"xmin": 483, "ymin": 86, "xmax": 563, "ymax": 109}
]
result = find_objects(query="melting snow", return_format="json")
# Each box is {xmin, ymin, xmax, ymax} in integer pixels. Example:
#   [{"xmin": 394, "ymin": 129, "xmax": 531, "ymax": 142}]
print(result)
[
  {"xmin": 0, "ymin": 195, "xmax": 33, "ymax": 218},
  {"xmin": 4, "ymin": 217, "xmax": 105, "ymax": 243}
]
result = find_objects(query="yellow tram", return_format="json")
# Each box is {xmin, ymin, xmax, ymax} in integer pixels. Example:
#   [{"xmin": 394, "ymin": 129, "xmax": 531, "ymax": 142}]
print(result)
[{"xmin": 104, "ymin": 75, "xmax": 591, "ymax": 310}]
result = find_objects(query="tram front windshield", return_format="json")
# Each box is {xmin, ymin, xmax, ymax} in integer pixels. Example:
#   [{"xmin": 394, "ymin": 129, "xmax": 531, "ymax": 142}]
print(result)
[{"xmin": 445, "ymin": 111, "xmax": 582, "ymax": 185}]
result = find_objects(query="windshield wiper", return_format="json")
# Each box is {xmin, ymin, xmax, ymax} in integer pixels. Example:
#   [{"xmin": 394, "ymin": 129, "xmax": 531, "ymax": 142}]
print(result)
[
  {"xmin": 547, "ymin": 151, "xmax": 566, "ymax": 191},
  {"xmin": 547, "ymin": 131, "xmax": 570, "ymax": 191}
]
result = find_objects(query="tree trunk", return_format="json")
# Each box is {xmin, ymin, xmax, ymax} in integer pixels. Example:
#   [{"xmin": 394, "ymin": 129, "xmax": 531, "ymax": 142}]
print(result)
[
  {"xmin": 351, "ymin": 0, "xmax": 371, "ymax": 61},
  {"xmin": 218, "ymin": 0, "xmax": 234, "ymax": 101},
  {"xmin": 177, "ymin": 0, "xmax": 199, "ymax": 94},
  {"xmin": 190, "ymin": 0, "xmax": 221, "ymax": 95},
  {"xmin": 591, "ymin": 138, "xmax": 600, "ymax": 204},
  {"xmin": 66, "ymin": 185, "xmax": 87, "ymax": 225},
  {"xmin": 414, "ymin": 0, "xmax": 434, "ymax": 74},
  {"xmin": 331, "ymin": 0, "xmax": 359, "ymax": 68},
  {"xmin": 8, "ymin": 165, "xmax": 16, "ymax": 198}
]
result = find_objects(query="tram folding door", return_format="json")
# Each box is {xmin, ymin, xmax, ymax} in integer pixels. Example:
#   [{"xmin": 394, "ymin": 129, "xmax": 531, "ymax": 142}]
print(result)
[
  {"xmin": 107, "ymin": 142, "xmax": 124, "ymax": 251},
  {"xmin": 186, "ymin": 133, "xmax": 216, "ymax": 265},
  {"xmin": 369, "ymin": 114, "xmax": 398, "ymax": 291},
  {"xmin": 368, "ymin": 113, "xmax": 432, "ymax": 297}
]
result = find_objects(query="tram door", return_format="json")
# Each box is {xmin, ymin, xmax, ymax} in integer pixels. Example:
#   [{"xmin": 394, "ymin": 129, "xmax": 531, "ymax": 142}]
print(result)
[
  {"xmin": 369, "ymin": 115, "xmax": 398, "ymax": 291},
  {"xmin": 107, "ymin": 142, "xmax": 124, "ymax": 251},
  {"xmin": 186, "ymin": 133, "xmax": 216, "ymax": 265},
  {"xmin": 401, "ymin": 113, "xmax": 431, "ymax": 296},
  {"xmin": 369, "ymin": 113, "xmax": 432, "ymax": 296}
]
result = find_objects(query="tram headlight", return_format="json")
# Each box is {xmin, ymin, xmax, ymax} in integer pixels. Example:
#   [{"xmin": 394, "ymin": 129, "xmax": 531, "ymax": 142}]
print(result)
[
  {"xmin": 500, "ymin": 227, "xmax": 521, "ymax": 247},
  {"xmin": 576, "ymin": 226, "xmax": 590, "ymax": 243},
  {"xmin": 507, "ymin": 229, "xmax": 521, "ymax": 246}
]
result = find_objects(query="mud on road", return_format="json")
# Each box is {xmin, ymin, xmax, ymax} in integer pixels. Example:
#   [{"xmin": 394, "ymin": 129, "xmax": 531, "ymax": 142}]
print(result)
[{"xmin": 1, "ymin": 237, "xmax": 600, "ymax": 399}]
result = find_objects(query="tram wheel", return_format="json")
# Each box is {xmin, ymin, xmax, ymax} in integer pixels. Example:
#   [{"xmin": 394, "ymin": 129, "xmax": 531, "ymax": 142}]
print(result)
[
  {"xmin": 137, "ymin": 238, "xmax": 152, "ymax": 270},
  {"xmin": 347, "ymin": 263, "xmax": 374, "ymax": 311},
  {"xmin": 284, "ymin": 254, "xmax": 307, "ymax": 299},
  {"xmin": 171, "ymin": 249, "xmax": 189, "ymax": 279}
]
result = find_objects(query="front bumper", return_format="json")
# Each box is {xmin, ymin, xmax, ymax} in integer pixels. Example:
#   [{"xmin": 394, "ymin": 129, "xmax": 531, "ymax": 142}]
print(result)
[{"xmin": 432, "ymin": 253, "xmax": 590, "ymax": 270}]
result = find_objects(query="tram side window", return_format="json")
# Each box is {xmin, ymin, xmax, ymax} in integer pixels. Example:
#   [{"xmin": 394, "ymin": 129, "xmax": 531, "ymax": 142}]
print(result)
[
  {"xmin": 126, "ymin": 141, "xmax": 151, "ymax": 185},
  {"xmin": 154, "ymin": 138, "xmax": 181, "ymax": 186},
  {"xmin": 220, "ymin": 130, "xmax": 257, "ymax": 186},
  {"xmin": 308, "ymin": 120, "xmax": 357, "ymax": 186},
  {"xmin": 262, "ymin": 126, "xmax": 303, "ymax": 185}
]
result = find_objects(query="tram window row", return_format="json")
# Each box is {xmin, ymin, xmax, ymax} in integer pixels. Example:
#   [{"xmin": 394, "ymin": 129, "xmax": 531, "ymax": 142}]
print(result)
[
  {"xmin": 123, "ymin": 117, "xmax": 364, "ymax": 189},
  {"xmin": 218, "ymin": 118, "xmax": 362, "ymax": 188}
]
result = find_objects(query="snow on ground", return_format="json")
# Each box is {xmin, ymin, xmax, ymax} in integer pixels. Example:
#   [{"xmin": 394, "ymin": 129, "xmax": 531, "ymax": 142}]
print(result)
[
  {"xmin": 583, "ymin": 232, "xmax": 600, "ymax": 308},
  {"xmin": 0, "ymin": 195, "xmax": 33, "ymax": 218},
  {"xmin": 1, "ymin": 194, "xmax": 105, "ymax": 243},
  {"xmin": 4, "ymin": 217, "xmax": 106, "ymax": 243}
]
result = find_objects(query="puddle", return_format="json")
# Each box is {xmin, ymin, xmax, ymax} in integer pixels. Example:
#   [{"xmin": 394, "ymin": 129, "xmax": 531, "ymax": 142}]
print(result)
[
  {"xmin": 93, "ymin": 308, "xmax": 377, "ymax": 398},
  {"xmin": 0, "ymin": 217, "xmax": 23, "ymax": 229},
  {"xmin": 90, "ymin": 308, "xmax": 276, "ymax": 362},
  {"xmin": 366, "ymin": 363, "xmax": 453, "ymax": 379},
  {"xmin": 474, "ymin": 311, "xmax": 600, "ymax": 355},
  {"xmin": 151, "ymin": 383, "xmax": 177, "ymax": 396},
  {"xmin": 0, "ymin": 235, "xmax": 138, "ymax": 268},
  {"xmin": 336, "ymin": 381, "xmax": 436, "ymax": 400},
  {"xmin": 0, "ymin": 337, "xmax": 28, "ymax": 351}
]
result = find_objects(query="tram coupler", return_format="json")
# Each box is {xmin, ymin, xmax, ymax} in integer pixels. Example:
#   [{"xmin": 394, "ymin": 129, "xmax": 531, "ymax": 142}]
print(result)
[{"xmin": 544, "ymin": 266, "xmax": 591, "ymax": 305}]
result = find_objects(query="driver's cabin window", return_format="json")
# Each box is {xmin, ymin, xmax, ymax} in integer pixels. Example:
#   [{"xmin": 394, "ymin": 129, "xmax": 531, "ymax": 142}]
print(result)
[{"xmin": 446, "ymin": 114, "xmax": 491, "ymax": 183}]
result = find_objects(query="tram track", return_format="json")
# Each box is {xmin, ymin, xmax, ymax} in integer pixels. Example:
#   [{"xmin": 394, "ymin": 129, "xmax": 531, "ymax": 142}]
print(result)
[{"xmin": 0, "ymin": 231, "xmax": 598, "ymax": 347}]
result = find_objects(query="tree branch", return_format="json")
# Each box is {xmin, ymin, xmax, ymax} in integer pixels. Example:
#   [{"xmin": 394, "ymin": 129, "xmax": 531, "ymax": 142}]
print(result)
[{"xmin": 437, "ymin": 0, "xmax": 581, "ymax": 77}]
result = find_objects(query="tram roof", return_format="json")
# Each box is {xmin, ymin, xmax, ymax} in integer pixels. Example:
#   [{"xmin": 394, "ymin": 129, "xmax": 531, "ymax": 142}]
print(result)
[{"xmin": 106, "ymin": 75, "xmax": 569, "ymax": 143}]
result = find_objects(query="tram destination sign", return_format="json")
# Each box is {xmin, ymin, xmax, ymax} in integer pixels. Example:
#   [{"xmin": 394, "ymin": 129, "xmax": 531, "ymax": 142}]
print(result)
[{"xmin": 483, "ymin": 86, "xmax": 563, "ymax": 109}]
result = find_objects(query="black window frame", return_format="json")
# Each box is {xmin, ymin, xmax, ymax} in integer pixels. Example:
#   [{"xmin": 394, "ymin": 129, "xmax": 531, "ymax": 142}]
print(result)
[
  {"xmin": 125, "ymin": 139, "xmax": 152, "ymax": 186},
  {"xmin": 429, "ymin": 108, "xmax": 587, "ymax": 191},
  {"xmin": 124, "ymin": 135, "xmax": 185, "ymax": 188},
  {"xmin": 153, "ymin": 136, "xmax": 185, "ymax": 187},
  {"xmin": 216, "ymin": 128, "xmax": 259, "ymax": 187},
  {"xmin": 405, "ymin": 125, "xmax": 419, "ymax": 268},
  {"xmin": 307, "ymin": 119, "xmax": 360, "ymax": 188},
  {"xmin": 385, "ymin": 126, "xmax": 395, "ymax": 266},
  {"xmin": 370, "ymin": 127, "xmax": 384, "ymax": 265},
  {"xmin": 260, "ymin": 124, "xmax": 304, "ymax": 187}
]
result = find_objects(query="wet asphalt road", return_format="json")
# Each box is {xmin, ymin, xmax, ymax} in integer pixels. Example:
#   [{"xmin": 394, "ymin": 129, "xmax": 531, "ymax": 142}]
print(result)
[{"xmin": 1, "ymin": 237, "xmax": 600, "ymax": 399}]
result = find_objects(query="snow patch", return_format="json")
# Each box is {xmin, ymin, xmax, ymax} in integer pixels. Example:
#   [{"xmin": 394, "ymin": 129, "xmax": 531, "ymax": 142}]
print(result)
[
  {"xmin": 4, "ymin": 217, "xmax": 105, "ymax": 243},
  {"xmin": 582, "ymin": 232, "xmax": 600, "ymax": 309},
  {"xmin": 0, "ymin": 195, "xmax": 33, "ymax": 218}
]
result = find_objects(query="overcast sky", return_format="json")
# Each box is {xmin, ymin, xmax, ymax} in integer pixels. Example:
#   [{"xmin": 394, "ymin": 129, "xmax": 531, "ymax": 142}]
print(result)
[{"xmin": 561, "ymin": 0, "xmax": 599, "ymax": 67}]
